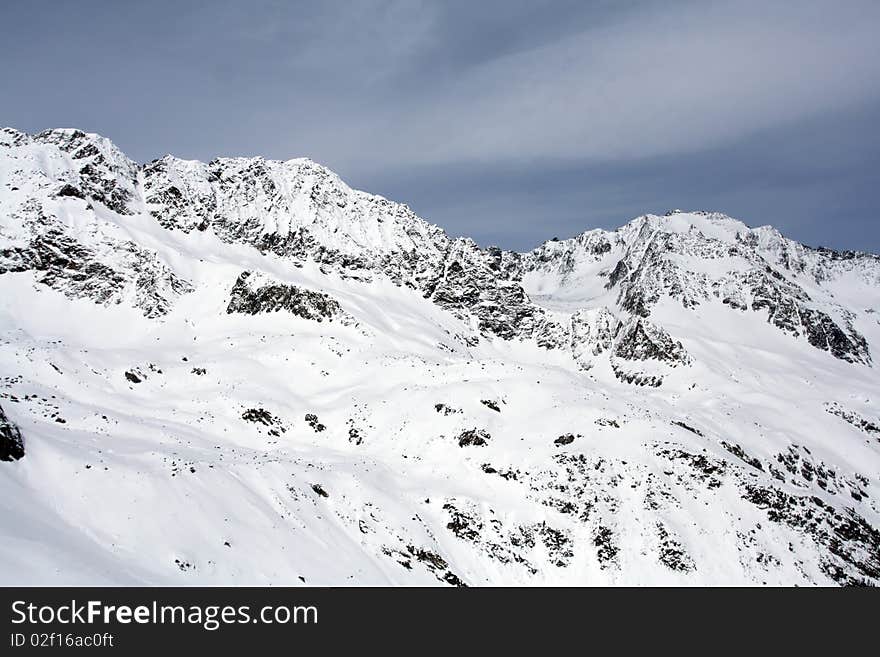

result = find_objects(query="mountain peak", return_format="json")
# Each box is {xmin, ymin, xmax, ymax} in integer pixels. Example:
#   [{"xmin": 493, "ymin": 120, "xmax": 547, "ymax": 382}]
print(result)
[{"xmin": 2, "ymin": 126, "xmax": 880, "ymax": 586}]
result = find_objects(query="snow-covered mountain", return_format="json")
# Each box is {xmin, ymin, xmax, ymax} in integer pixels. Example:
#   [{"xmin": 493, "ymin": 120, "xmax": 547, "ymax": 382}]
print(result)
[{"xmin": 1, "ymin": 127, "xmax": 879, "ymax": 586}]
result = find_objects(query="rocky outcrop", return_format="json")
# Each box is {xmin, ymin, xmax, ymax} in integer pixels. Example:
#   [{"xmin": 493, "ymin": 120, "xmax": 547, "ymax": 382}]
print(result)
[
  {"xmin": 423, "ymin": 240, "xmax": 566, "ymax": 346},
  {"xmin": 0, "ymin": 405, "xmax": 24, "ymax": 462},
  {"xmin": 601, "ymin": 309, "xmax": 692, "ymax": 387},
  {"xmin": 33, "ymin": 128, "xmax": 140, "ymax": 215},
  {"xmin": 825, "ymin": 402, "xmax": 880, "ymax": 438},
  {"xmin": 0, "ymin": 203, "xmax": 192, "ymax": 317},
  {"xmin": 723, "ymin": 267, "xmax": 870, "ymax": 364},
  {"xmin": 535, "ymin": 211, "xmax": 873, "ymax": 366},
  {"xmin": 612, "ymin": 318, "xmax": 690, "ymax": 366},
  {"xmin": 226, "ymin": 271, "xmax": 354, "ymax": 325},
  {"xmin": 141, "ymin": 153, "xmax": 570, "ymax": 346},
  {"xmin": 457, "ymin": 429, "xmax": 491, "ymax": 447}
]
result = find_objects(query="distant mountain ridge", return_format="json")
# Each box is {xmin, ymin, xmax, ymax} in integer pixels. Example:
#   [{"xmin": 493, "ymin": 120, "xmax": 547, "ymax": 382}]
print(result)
[
  {"xmin": 3, "ymin": 127, "xmax": 876, "ymax": 368},
  {"xmin": 1, "ymin": 127, "xmax": 879, "ymax": 585}
]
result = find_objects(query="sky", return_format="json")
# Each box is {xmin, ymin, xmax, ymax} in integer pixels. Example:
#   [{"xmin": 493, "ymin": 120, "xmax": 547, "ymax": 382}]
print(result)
[{"xmin": 2, "ymin": 0, "xmax": 879, "ymax": 252}]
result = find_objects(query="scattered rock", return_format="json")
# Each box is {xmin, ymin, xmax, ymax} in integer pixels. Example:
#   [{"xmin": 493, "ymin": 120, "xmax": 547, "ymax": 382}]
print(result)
[
  {"xmin": 593, "ymin": 526, "xmax": 619, "ymax": 568},
  {"xmin": 722, "ymin": 441, "xmax": 763, "ymax": 470},
  {"xmin": 305, "ymin": 413, "xmax": 326, "ymax": 432},
  {"xmin": 656, "ymin": 522, "xmax": 695, "ymax": 572},
  {"xmin": 241, "ymin": 408, "xmax": 286, "ymax": 436},
  {"xmin": 825, "ymin": 402, "xmax": 879, "ymax": 438},
  {"xmin": 457, "ymin": 429, "xmax": 490, "ymax": 447},
  {"xmin": 672, "ymin": 421, "xmax": 703, "ymax": 437},
  {"xmin": 434, "ymin": 403, "xmax": 461, "ymax": 416}
]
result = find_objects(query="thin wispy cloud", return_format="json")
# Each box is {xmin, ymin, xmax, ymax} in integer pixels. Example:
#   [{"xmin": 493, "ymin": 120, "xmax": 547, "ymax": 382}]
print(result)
[{"xmin": 2, "ymin": 0, "xmax": 878, "ymax": 251}]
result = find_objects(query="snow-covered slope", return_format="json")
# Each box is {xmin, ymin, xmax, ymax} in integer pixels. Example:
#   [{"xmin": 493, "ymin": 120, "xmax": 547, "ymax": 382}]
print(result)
[{"xmin": 1, "ymin": 127, "xmax": 879, "ymax": 586}]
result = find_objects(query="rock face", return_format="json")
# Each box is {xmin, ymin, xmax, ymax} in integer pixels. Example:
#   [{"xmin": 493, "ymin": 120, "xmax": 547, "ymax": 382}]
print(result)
[
  {"xmin": 2, "ymin": 128, "xmax": 875, "ymax": 366},
  {"xmin": 0, "ymin": 129, "xmax": 192, "ymax": 317},
  {"xmin": 422, "ymin": 241, "xmax": 566, "ymax": 346},
  {"xmin": 0, "ymin": 405, "xmax": 24, "ymax": 462},
  {"xmin": 0, "ymin": 216, "xmax": 192, "ymax": 318},
  {"xmin": 612, "ymin": 318, "xmax": 690, "ymax": 365},
  {"xmin": 519, "ymin": 212, "xmax": 874, "ymax": 367},
  {"xmin": 227, "ymin": 271, "xmax": 354, "ymax": 325},
  {"xmin": 1, "ymin": 127, "xmax": 880, "ymax": 586},
  {"xmin": 32, "ymin": 128, "xmax": 139, "ymax": 215}
]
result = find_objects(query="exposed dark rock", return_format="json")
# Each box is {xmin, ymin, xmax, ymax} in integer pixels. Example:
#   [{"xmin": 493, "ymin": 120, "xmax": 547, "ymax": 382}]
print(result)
[
  {"xmin": 0, "ymin": 208, "xmax": 191, "ymax": 317},
  {"xmin": 554, "ymin": 433, "xmax": 576, "ymax": 446},
  {"xmin": 242, "ymin": 408, "xmax": 287, "ymax": 436},
  {"xmin": 596, "ymin": 221, "xmax": 871, "ymax": 365},
  {"xmin": 0, "ymin": 405, "xmax": 25, "ymax": 462},
  {"xmin": 424, "ymin": 246, "xmax": 566, "ymax": 347},
  {"xmin": 407, "ymin": 545, "xmax": 448, "ymax": 571},
  {"xmin": 772, "ymin": 444, "xmax": 865, "ymax": 497},
  {"xmin": 434, "ymin": 403, "xmax": 461, "ymax": 416},
  {"xmin": 614, "ymin": 318, "xmax": 691, "ymax": 365},
  {"xmin": 672, "ymin": 421, "xmax": 703, "ymax": 437},
  {"xmin": 305, "ymin": 413, "xmax": 326, "ymax": 432},
  {"xmin": 242, "ymin": 408, "xmax": 274, "ymax": 425},
  {"xmin": 35, "ymin": 129, "xmax": 138, "ymax": 215},
  {"xmin": 743, "ymin": 270, "xmax": 870, "ymax": 365},
  {"xmin": 825, "ymin": 402, "xmax": 880, "ymax": 438},
  {"xmin": 56, "ymin": 184, "xmax": 85, "ymax": 199},
  {"xmin": 441, "ymin": 571, "xmax": 467, "ymax": 587},
  {"xmin": 443, "ymin": 503, "xmax": 482, "ymax": 541},
  {"xmin": 457, "ymin": 428, "xmax": 490, "ymax": 447},
  {"xmin": 593, "ymin": 526, "xmax": 619, "ymax": 568},
  {"xmin": 227, "ymin": 271, "xmax": 353, "ymax": 325},
  {"xmin": 741, "ymin": 484, "xmax": 880, "ymax": 584},
  {"xmin": 611, "ymin": 362, "xmax": 663, "ymax": 388},
  {"xmin": 722, "ymin": 441, "xmax": 763, "ymax": 470},
  {"xmin": 656, "ymin": 522, "xmax": 695, "ymax": 572},
  {"xmin": 536, "ymin": 523, "xmax": 574, "ymax": 567},
  {"xmin": 658, "ymin": 447, "xmax": 727, "ymax": 488}
]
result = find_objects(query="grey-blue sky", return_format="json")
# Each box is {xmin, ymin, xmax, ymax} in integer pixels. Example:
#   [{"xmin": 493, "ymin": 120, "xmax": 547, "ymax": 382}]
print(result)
[{"xmin": 2, "ymin": 0, "xmax": 879, "ymax": 251}]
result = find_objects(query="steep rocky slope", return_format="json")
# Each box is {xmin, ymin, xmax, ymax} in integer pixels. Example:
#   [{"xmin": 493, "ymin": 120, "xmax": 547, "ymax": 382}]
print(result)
[{"xmin": 1, "ymin": 127, "xmax": 879, "ymax": 585}]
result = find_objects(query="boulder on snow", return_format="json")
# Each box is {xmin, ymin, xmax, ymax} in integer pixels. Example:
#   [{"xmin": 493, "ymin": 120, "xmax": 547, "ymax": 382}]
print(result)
[
  {"xmin": 0, "ymin": 404, "xmax": 25, "ymax": 462},
  {"xmin": 457, "ymin": 429, "xmax": 490, "ymax": 447},
  {"xmin": 554, "ymin": 434, "xmax": 576, "ymax": 446}
]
